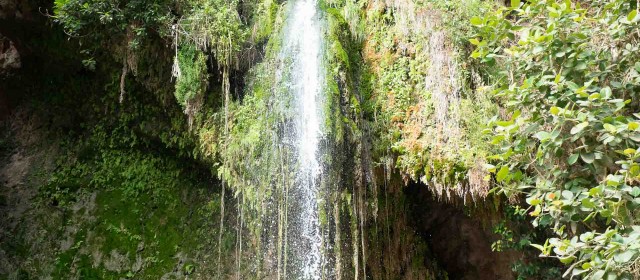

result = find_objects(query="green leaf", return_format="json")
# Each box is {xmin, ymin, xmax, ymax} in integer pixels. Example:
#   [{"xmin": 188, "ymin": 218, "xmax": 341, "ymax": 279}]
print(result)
[
  {"xmin": 470, "ymin": 16, "xmax": 483, "ymax": 26},
  {"xmin": 571, "ymin": 122, "xmax": 588, "ymax": 135},
  {"xmin": 580, "ymin": 197, "xmax": 596, "ymax": 208},
  {"xmin": 628, "ymin": 10, "xmax": 638, "ymax": 22},
  {"xmin": 469, "ymin": 38, "xmax": 480, "ymax": 45},
  {"xmin": 592, "ymin": 270, "xmax": 605, "ymax": 280},
  {"xmin": 496, "ymin": 120, "xmax": 514, "ymax": 127},
  {"xmin": 484, "ymin": 163, "xmax": 497, "ymax": 172},
  {"xmin": 603, "ymin": 134, "xmax": 615, "ymax": 144},
  {"xmin": 560, "ymin": 256, "xmax": 576, "ymax": 264},
  {"xmin": 496, "ymin": 166, "xmax": 509, "ymax": 182},
  {"xmin": 614, "ymin": 250, "xmax": 636, "ymax": 263},
  {"xmin": 624, "ymin": 148, "xmax": 636, "ymax": 156},
  {"xmin": 529, "ymin": 198, "xmax": 541, "ymax": 206},
  {"xmin": 491, "ymin": 135, "xmax": 505, "ymax": 144},
  {"xmin": 511, "ymin": 0, "xmax": 521, "ymax": 8},
  {"xmin": 570, "ymin": 268, "xmax": 587, "ymax": 276},
  {"xmin": 581, "ymin": 198, "xmax": 595, "ymax": 208},
  {"xmin": 581, "ymin": 153, "xmax": 595, "ymax": 163},
  {"xmin": 607, "ymin": 180, "xmax": 620, "ymax": 187},
  {"xmin": 534, "ymin": 131, "xmax": 551, "ymax": 141},
  {"xmin": 530, "ymin": 243, "xmax": 545, "ymax": 252},
  {"xmin": 562, "ymin": 190, "xmax": 574, "ymax": 200},
  {"xmin": 606, "ymin": 175, "xmax": 623, "ymax": 186},
  {"xmin": 511, "ymin": 110, "xmax": 521, "ymax": 120},
  {"xmin": 603, "ymin": 123, "xmax": 616, "ymax": 133},
  {"xmin": 568, "ymin": 154, "xmax": 579, "ymax": 165}
]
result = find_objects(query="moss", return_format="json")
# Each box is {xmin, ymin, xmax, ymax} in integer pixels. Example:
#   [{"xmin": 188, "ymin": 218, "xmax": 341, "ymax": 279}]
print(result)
[
  {"xmin": 52, "ymin": 229, "xmax": 92, "ymax": 278},
  {"xmin": 36, "ymin": 146, "xmax": 224, "ymax": 279}
]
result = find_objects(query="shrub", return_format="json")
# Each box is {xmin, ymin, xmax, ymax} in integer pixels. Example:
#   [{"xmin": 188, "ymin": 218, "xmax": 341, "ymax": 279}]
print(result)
[{"xmin": 472, "ymin": 0, "xmax": 640, "ymax": 278}]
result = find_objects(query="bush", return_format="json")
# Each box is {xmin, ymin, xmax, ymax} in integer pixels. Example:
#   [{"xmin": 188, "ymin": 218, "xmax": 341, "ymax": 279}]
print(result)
[{"xmin": 472, "ymin": 0, "xmax": 640, "ymax": 278}]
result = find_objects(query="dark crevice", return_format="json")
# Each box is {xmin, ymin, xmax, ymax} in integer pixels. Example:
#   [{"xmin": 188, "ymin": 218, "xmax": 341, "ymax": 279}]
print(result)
[{"xmin": 405, "ymin": 181, "xmax": 514, "ymax": 280}]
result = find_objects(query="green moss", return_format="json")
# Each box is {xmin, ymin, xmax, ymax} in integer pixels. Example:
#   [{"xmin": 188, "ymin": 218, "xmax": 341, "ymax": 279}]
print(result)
[
  {"xmin": 39, "ymin": 146, "xmax": 222, "ymax": 279},
  {"xmin": 52, "ymin": 229, "xmax": 92, "ymax": 279}
]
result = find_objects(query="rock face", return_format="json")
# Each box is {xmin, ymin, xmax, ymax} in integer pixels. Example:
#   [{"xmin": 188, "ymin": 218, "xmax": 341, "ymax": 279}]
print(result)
[
  {"xmin": 0, "ymin": 0, "xmax": 28, "ymax": 73},
  {"xmin": 0, "ymin": 36, "xmax": 19, "ymax": 123},
  {"xmin": 0, "ymin": 36, "xmax": 20, "ymax": 73},
  {"xmin": 0, "ymin": 0, "xmax": 32, "ymax": 20},
  {"xmin": 0, "ymin": 88, "xmax": 8, "ymax": 120},
  {"xmin": 0, "ymin": 0, "xmax": 32, "ymax": 119},
  {"xmin": 0, "ymin": 0, "xmax": 38, "ymax": 119}
]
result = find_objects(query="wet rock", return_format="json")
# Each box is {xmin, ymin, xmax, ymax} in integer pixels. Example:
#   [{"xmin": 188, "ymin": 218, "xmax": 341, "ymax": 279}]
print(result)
[{"xmin": 0, "ymin": 36, "xmax": 20, "ymax": 73}]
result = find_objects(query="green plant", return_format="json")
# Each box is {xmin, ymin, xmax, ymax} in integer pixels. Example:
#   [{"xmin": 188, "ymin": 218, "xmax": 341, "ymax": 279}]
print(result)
[
  {"xmin": 473, "ymin": 0, "xmax": 640, "ymax": 278},
  {"xmin": 184, "ymin": 263, "xmax": 195, "ymax": 275},
  {"xmin": 174, "ymin": 46, "xmax": 208, "ymax": 107},
  {"xmin": 175, "ymin": 0, "xmax": 248, "ymax": 66},
  {"xmin": 512, "ymin": 260, "xmax": 562, "ymax": 280},
  {"xmin": 53, "ymin": 0, "xmax": 173, "ymax": 49}
]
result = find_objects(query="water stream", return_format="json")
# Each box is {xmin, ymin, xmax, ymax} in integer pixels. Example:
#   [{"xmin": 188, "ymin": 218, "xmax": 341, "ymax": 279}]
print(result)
[{"xmin": 273, "ymin": 0, "xmax": 326, "ymax": 278}]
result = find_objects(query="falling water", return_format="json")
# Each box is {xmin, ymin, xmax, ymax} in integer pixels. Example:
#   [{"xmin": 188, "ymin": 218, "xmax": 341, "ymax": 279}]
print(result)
[{"xmin": 271, "ymin": 0, "xmax": 326, "ymax": 278}]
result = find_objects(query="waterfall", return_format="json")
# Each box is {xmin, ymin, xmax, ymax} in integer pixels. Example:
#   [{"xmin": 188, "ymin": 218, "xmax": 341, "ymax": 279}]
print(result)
[{"xmin": 271, "ymin": 0, "xmax": 326, "ymax": 278}]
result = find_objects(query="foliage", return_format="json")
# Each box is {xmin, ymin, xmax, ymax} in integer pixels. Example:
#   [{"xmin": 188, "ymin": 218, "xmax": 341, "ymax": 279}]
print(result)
[
  {"xmin": 324, "ymin": 4, "xmax": 361, "ymax": 143},
  {"xmin": 11, "ymin": 51, "xmax": 231, "ymax": 278},
  {"xmin": 175, "ymin": 0, "xmax": 248, "ymax": 67},
  {"xmin": 53, "ymin": 0, "xmax": 173, "ymax": 47},
  {"xmin": 42, "ymin": 125, "xmax": 188, "ymax": 207},
  {"xmin": 174, "ymin": 45, "xmax": 208, "ymax": 125},
  {"xmin": 492, "ymin": 205, "xmax": 563, "ymax": 279},
  {"xmin": 512, "ymin": 260, "xmax": 563, "ymax": 280},
  {"xmin": 472, "ymin": 0, "xmax": 640, "ymax": 278},
  {"xmin": 351, "ymin": 0, "xmax": 497, "ymax": 200}
]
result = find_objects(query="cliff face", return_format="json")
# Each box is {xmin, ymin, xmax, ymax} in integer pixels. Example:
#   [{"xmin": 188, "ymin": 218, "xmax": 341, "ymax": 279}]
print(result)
[
  {"xmin": 0, "ymin": 0, "xmax": 28, "ymax": 120},
  {"xmin": 0, "ymin": 0, "xmax": 535, "ymax": 279}
]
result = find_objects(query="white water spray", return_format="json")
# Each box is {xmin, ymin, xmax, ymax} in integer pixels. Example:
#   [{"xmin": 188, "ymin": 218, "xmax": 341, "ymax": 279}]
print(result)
[{"xmin": 276, "ymin": 0, "xmax": 325, "ymax": 278}]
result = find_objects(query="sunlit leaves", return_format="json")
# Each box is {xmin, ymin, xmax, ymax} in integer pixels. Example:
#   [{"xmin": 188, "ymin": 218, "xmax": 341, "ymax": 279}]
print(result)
[
  {"xmin": 570, "ymin": 122, "xmax": 588, "ymax": 135},
  {"xmin": 496, "ymin": 166, "xmax": 510, "ymax": 182},
  {"xmin": 470, "ymin": 16, "xmax": 484, "ymax": 26},
  {"xmin": 627, "ymin": 10, "xmax": 638, "ymax": 22},
  {"xmin": 534, "ymin": 131, "xmax": 551, "ymax": 141},
  {"xmin": 471, "ymin": 0, "xmax": 640, "ymax": 278}
]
